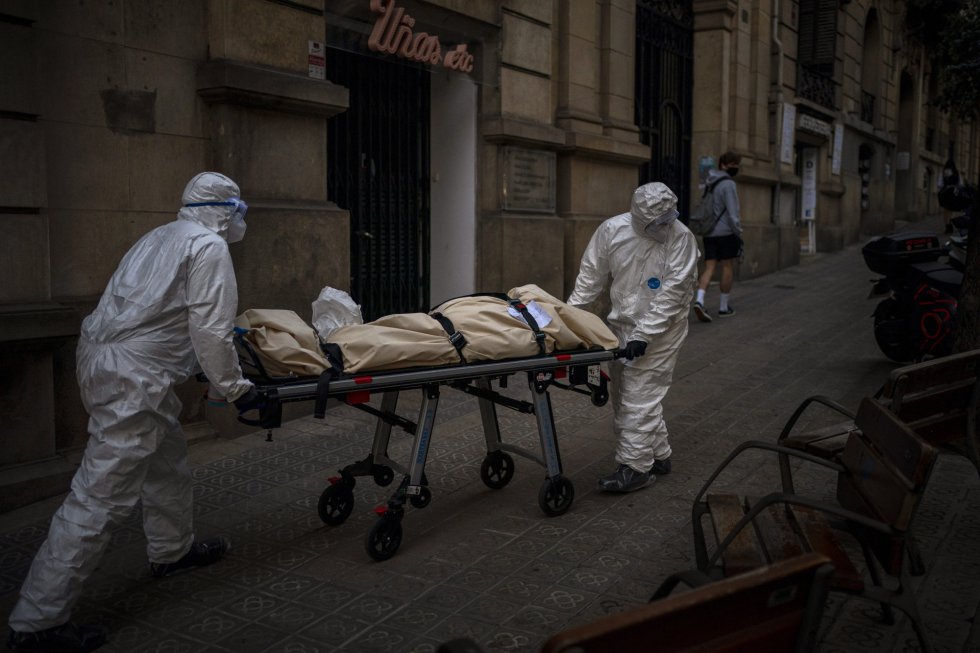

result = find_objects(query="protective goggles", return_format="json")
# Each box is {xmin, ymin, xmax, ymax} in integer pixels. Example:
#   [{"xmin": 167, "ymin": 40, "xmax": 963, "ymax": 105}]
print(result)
[{"xmin": 185, "ymin": 197, "xmax": 248, "ymax": 220}]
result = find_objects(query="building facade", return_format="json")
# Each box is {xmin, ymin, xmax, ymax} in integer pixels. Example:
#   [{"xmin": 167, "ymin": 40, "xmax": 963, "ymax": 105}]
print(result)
[{"xmin": 1, "ymin": 0, "xmax": 976, "ymax": 509}]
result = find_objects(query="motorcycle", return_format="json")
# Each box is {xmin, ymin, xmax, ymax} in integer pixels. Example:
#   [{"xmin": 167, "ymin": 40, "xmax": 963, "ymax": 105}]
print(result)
[{"xmin": 862, "ymin": 229, "xmax": 964, "ymax": 362}]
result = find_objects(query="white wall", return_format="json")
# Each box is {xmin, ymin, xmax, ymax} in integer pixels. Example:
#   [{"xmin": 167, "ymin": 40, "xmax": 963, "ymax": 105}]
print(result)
[{"xmin": 429, "ymin": 71, "xmax": 477, "ymax": 307}]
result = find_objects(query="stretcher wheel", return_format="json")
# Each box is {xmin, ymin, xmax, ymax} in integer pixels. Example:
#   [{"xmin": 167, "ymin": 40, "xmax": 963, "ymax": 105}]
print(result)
[
  {"xmin": 373, "ymin": 466, "xmax": 395, "ymax": 487},
  {"xmin": 538, "ymin": 476, "xmax": 574, "ymax": 516},
  {"xmin": 590, "ymin": 387, "xmax": 609, "ymax": 407},
  {"xmin": 366, "ymin": 514, "xmax": 403, "ymax": 561},
  {"xmin": 318, "ymin": 485, "xmax": 355, "ymax": 526},
  {"xmin": 409, "ymin": 486, "xmax": 432, "ymax": 509},
  {"xmin": 480, "ymin": 452, "xmax": 515, "ymax": 490}
]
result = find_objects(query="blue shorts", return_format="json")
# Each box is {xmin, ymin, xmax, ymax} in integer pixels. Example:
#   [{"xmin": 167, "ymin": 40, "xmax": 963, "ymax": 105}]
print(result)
[{"xmin": 703, "ymin": 234, "xmax": 741, "ymax": 261}]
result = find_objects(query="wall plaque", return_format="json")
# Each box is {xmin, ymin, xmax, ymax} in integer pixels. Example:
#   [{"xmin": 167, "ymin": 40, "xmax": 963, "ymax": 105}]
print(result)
[{"xmin": 501, "ymin": 147, "xmax": 556, "ymax": 213}]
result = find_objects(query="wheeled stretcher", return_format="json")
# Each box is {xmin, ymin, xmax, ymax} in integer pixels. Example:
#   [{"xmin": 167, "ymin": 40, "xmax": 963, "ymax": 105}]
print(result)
[{"xmin": 236, "ymin": 338, "xmax": 615, "ymax": 561}]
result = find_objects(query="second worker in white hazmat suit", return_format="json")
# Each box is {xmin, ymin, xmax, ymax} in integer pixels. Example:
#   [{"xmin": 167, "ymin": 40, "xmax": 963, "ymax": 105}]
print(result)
[
  {"xmin": 7, "ymin": 172, "xmax": 263, "ymax": 653},
  {"xmin": 568, "ymin": 182, "xmax": 700, "ymax": 493}
]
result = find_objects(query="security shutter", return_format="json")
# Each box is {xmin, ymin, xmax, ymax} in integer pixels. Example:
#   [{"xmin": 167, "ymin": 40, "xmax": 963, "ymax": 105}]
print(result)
[{"xmin": 326, "ymin": 46, "xmax": 431, "ymax": 322}]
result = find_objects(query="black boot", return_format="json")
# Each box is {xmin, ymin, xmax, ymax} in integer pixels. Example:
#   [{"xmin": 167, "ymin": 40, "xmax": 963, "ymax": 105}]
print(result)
[
  {"xmin": 598, "ymin": 464, "xmax": 652, "ymax": 493},
  {"xmin": 149, "ymin": 536, "xmax": 231, "ymax": 578},
  {"xmin": 7, "ymin": 623, "xmax": 107, "ymax": 653},
  {"xmin": 649, "ymin": 457, "xmax": 672, "ymax": 476}
]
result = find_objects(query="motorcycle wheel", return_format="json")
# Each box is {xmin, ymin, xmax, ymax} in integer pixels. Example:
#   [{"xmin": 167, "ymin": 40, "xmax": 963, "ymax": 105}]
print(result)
[{"xmin": 873, "ymin": 298, "xmax": 916, "ymax": 363}]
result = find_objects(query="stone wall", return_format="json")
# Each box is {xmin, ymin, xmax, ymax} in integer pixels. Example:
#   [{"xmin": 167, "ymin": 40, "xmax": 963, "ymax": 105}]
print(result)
[{"xmin": 0, "ymin": 0, "xmax": 348, "ymax": 511}]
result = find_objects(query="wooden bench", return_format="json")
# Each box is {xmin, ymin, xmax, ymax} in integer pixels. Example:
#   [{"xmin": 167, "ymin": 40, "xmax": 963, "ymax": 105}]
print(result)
[
  {"xmin": 438, "ymin": 553, "xmax": 833, "ymax": 653},
  {"xmin": 777, "ymin": 348, "xmax": 980, "ymax": 495},
  {"xmin": 693, "ymin": 398, "xmax": 938, "ymax": 653}
]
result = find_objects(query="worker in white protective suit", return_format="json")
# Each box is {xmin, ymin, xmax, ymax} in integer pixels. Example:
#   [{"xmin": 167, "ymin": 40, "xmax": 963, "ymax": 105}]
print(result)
[
  {"xmin": 568, "ymin": 182, "xmax": 699, "ymax": 493},
  {"xmin": 7, "ymin": 172, "xmax": 262, "ymax": 653}
]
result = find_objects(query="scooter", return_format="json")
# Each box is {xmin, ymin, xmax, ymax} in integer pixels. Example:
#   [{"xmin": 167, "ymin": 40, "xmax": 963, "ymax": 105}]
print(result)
[{"xmin": 862, "ymin": 229, "xmax": 964, "ymax": 362}]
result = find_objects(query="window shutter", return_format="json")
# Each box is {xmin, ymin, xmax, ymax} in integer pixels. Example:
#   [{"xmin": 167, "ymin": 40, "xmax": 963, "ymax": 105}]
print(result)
[{"xmin": 799, "ymin": 0, "xmax": 837, "ymax": 74}]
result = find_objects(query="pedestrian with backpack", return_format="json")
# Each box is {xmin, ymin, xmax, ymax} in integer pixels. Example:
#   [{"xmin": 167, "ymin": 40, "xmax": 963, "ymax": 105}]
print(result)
[{"xmin": 692, "ymin": 151, "xmax": 742, "ymax": 322}]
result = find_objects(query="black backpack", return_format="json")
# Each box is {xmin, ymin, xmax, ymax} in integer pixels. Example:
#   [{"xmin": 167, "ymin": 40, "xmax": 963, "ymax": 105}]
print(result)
[{"xmin": 688, "ymin": 177, "xmax": 732, "ymax": 236}]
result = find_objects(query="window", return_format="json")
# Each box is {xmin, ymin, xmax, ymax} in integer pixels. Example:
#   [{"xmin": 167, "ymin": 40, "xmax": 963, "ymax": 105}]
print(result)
[{"xmin": 797, "ymin": 0, "xmax": 838, "ymax": 108}]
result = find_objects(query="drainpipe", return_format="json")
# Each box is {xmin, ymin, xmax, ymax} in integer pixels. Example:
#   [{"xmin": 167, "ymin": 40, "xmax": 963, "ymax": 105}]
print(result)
[{"xmin": 772, "ymin": 0, "xmax": 784, "ymax": 226}]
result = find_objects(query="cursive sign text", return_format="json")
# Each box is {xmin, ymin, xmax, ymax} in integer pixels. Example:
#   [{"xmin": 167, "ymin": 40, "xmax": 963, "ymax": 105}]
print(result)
[{"xmin": 368, "ymin": 0, "xmax": 475, "ymax": 73}]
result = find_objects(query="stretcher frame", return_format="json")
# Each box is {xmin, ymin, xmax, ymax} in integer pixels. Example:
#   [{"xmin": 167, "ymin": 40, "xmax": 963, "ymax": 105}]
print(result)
[{"xmin": 237, "ymin": 341, "xmax": 615, "ymax": 561}]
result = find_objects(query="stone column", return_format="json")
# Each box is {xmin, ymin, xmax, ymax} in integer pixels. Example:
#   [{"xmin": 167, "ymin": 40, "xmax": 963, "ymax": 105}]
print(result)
[
  {"xmin": 557, "ymin": 0, "xmax": 647, "ymax": 297},
  {"xmin": 196, "ymin": 0, "xmax": 349, "ymax": 437}
]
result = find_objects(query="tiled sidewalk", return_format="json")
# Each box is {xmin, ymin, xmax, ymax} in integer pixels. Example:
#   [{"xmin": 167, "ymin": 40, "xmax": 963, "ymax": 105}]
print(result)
[{"xmin": 2, "ymin": 222, "xmax": 977, "ymax": 652}]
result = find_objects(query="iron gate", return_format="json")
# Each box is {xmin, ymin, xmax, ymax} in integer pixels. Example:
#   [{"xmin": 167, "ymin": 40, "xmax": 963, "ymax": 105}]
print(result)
[
  {"xmin": 635, "ymin": 0, "xmax": 694, "ymax": 217},
  {"xmin": 327, "ymin": 47, "xmax": 431, "ymax": 321}
]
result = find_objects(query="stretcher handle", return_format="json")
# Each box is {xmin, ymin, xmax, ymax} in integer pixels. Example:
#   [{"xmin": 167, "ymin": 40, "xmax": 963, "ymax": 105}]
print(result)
[{"xmin": 236, "ymin": 392, "xmax": 282, "ymax": 429}]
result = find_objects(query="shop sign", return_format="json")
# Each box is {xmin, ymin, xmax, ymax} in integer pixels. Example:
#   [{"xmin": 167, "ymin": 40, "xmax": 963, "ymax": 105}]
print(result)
[
  {"xmin": 801, "ymin": 148, "xmax": 817, "ymax": 222},
  {"xmin": 831, "ymin": 123, "xmax": 843, "ymax": 175},
  {"xmin": 368, "ymin": 0, "xmax": 475, "ymax": 74},
  {"xmin": 798, "ymin": 114, "xmax": 831, "ymax": 137},
  {"xmin": 308, "ymin": 41, "xmax": 325, "ymax": 80}
]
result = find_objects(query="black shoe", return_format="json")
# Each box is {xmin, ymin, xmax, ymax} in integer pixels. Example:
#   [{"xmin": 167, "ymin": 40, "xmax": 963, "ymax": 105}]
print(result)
[
  {"xmin": 598, "ymin": 464, "xmax": 652, "ymax": 493},
  {"xmin": 150, "ymin": 536, "xmax": 231, "ymax": 578},
  {"xmin": 692, "ymin": 302, "xmax": 712, "ymax": 323},
  {"xmin": 718, "ymin": 306, "xmax": 736, "ymax": 318},
  {"xmin": 7, "ymin": 623, "xmax": 107, "ymax": 652},
  {"xmin": 649, "ymin": 458, "xmax": 672, "ymax": 476}
]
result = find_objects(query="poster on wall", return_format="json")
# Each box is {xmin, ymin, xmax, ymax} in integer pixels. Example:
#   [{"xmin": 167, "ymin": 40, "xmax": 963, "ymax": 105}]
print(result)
[
  {"xmin": 831, "ymin": 123, "xmax": 843, "ymax": 175},
  {"xmin": 781, "ymin": 104, "xmax": 796, "ymax": 164},
  {"xmin": 801, "ymin": 148, "xmax": 817, "ymax": 222}
]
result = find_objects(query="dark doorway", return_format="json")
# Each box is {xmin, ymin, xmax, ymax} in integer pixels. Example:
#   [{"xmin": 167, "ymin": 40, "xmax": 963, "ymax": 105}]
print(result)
[
  {"xmin": 635, "ymin": 0, "xmax": 694, "ymax": 217},
  {"xmin": 327, "ymin": 47, "xmax": 431, "ymax": 321}
]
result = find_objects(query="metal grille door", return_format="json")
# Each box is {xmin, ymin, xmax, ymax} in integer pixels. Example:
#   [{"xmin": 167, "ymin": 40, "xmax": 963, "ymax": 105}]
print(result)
[
  {"xmin": 635, "ymin": 0, "xmax": 694, "ymax": 217},
  {"xmin": 327, "ymin": 47, "xmax": 431, "ymax": 321}
]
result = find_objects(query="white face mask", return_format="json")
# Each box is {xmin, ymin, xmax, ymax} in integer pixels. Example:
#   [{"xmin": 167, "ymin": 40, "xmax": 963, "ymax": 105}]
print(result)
[
  {"xmin": 644, "ymin": 223, "xmax": 668, "ymax": 242},
  {"xmin": 226, "ymin": 217, "xmax": 247, "ymax": 243}
]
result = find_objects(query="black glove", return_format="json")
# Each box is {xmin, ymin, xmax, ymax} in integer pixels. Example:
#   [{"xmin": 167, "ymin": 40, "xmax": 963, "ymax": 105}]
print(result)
[
  {"xmin": 621, "ymin": 340, "xmax": 647, "ymax": 361},
  {"xmin": 233, "ymin": 387, "xmax": 264, "ymax": 414}
]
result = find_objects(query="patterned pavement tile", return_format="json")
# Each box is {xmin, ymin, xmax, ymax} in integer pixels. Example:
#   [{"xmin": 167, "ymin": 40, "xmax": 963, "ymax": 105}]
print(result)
[
  {"xmin": 342, "ymin": 624, "xmax": 419, "ymax": 652},
  {"xmin": 381, "ymin": 603, "xmax": 451, "ymax": 634},
  {"xmin": 260, "ymin": 635, "xmax": 335, "ymax": 653},
  {"xmin": 503, "ymin": 604, "xmax": 569, "ymax": 637},
  {"xmin": 298, "ymin": 613, "xmax": 372, "ymax": 642},
  {"xmin": 215, "ymin": 622, "xmax": 291, "ymax": 653},
  {"xmin": 179, "ymin": 609, "xmax": 252, "ymax": 644},
  {"xmin": 455, "ymin": 594, "xmax": 523, "ymax": 623},
  {"xmin": 294, "ymin": 583, "xmax": 361, "ymax": 612},
  {"xmin": 335, "ymin": 592, "xmax": 403, "ymax": 623},
  {"xmin": 219, "ymin": 590, "xmax": 286, "ymax": 621},
  {"xmin": 475, "ymin": 628, "xmax": 539, "ymax": 653},
  {"xmin": 485, "ymin": 575, "xmax": 547, "ymax": 604},
  {"xmin": 256, "ymin": 573, "xmax": 323, "ymax": 600},
  {"xmin": 258, "ymin": 601, "xmax": 329, "ymax": 632},
  {"xmin": 536, "ymin": 587, "xmax": 595, "ymax": 615}
]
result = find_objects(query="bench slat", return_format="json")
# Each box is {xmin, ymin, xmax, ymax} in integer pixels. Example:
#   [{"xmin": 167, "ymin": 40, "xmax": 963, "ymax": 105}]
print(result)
[
  {"xmin": 854, "ymin": 398, "xmax": 936, "ymax": 487},
  {"xmin": 750, "ymin": 502, "xmax": 806, "ymax": 563},
  {"xmin": 706, "ymin": 494, "xmax": 767, "ymax": 577},
  {"xmin": 790, "ymin": 505, "xmax": 864, "ymax": 592}
]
